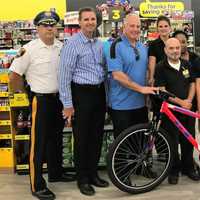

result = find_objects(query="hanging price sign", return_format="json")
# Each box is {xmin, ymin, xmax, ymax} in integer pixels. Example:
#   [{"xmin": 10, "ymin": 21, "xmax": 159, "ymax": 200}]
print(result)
[{"xmin": 109, "ymin": 7, "xmax": 125, "ymax": 22}]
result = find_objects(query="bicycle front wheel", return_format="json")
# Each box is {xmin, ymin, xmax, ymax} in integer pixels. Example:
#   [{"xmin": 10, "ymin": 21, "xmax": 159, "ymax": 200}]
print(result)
[{"xmin": 107, "ymin": 123, "xmax": 173, "ymax": 194}]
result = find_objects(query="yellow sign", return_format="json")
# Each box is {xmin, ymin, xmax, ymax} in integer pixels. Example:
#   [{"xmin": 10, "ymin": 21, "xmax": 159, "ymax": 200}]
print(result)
[
  {"xmin": 140, "ymin": 0, "xmax": 184, "ymax": 17},
  {"xmin": 0, "ymin": 0, "xmax": 66, "ymax": 21}
]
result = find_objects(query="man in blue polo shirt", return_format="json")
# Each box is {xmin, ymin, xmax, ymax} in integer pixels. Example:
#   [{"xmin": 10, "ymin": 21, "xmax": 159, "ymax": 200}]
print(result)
[{"xmin": 107, "ymin": 13, "xmax": 157, "ymax": 138}]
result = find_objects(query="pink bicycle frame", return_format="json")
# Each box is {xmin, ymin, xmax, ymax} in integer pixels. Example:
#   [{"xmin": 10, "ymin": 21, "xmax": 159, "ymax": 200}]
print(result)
[{"xmin": 160, "ymin": 101, "xmax": 200, "ymax": 152}]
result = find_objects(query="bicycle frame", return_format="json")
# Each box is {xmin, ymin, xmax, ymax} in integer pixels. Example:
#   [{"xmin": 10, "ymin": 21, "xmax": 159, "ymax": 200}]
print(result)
[{"xmin": 160, "ymin": 101, "xmax": 200, "ymax": 152}]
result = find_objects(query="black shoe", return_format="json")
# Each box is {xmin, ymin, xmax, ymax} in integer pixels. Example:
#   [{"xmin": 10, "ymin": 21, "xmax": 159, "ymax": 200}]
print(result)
[
  {"xmin": 90, "ymin": 176, "xmax": 109, "ymax": 187},
  {"xmin": 168, "ymin": 175, "xmax": 179, "ymax": 185},
  {"xmin": 78, "ymin": 183, "xmax": 95, "ymax": 196},
  {"xmin": 32, "ymin": 188, "xmax": 55, "ymax": 200},
  {"xmin": 48, "ymin": 172, "xmax": 76, "ymax": 182},
  {"xmin": 182, "ymin": 170, "xmax": 200, "ymax": 181}
]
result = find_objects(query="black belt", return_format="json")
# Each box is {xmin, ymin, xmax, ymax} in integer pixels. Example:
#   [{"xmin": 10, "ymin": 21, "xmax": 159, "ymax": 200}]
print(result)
[
  {"xmin": 72, "ymin": 82, "xmax": 104, "ymax": 89},
  {"xmin": 32, "ymin": 92, "xmax": 59, "ymax": 97}
]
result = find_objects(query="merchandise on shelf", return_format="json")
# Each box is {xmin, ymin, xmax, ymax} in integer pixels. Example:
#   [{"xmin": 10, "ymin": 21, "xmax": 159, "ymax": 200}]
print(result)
[{"xmin": 0, "ymin": 20, "xmax": 64, "ymax": 49}]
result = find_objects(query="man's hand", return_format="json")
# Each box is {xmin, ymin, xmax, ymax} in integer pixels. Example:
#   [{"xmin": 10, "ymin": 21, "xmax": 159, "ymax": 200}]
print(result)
[
  {"xmin": 180, "ymin": 99, "xmax": 192, "ymax": 110},
  {"xmin": 140, "ymin": 86, "xmax": 159, "ymax": 95},
  {"xmin": 62, "ymin": 107, "xmax": 74, "ymax": 127}
]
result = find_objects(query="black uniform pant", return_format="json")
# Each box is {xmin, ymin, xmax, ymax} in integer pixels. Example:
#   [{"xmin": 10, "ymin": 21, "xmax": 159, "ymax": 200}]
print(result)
[
  {"xmin": 29, "ymin": 93, "xmax": 65, "ymax": 192},
  {"xmin": 161, "ymin": 113, "xmax": 195, "ymax": 176},
  {"xmin": 109, "ymin": 106, "xmax": 148, "ymax": 139},
  {"xmin": 71, "ymin": 82, "xmax": 106, "ymax": 184}
]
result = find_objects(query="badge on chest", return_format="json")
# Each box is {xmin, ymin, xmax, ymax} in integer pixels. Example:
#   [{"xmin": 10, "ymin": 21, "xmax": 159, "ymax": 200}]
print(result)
[{"xmin": 182, "ymin": 67, "xmax": 190, "ymax": 78}]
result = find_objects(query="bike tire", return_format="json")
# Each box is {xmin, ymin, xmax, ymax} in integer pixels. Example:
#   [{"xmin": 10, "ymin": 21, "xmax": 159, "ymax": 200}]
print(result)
[{"xmin": 107, "ymin": 123, "xmax": 173, "ymax": 194}]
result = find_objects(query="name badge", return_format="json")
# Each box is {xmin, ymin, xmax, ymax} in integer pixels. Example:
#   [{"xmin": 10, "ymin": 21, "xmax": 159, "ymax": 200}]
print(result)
[{"xmin": 182, "ymin": 69, "xmax": 190, "ymax": 78}]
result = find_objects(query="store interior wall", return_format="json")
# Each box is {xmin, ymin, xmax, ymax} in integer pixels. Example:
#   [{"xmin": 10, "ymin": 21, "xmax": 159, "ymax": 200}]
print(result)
[
  {"xmin": 67, "ymin": 0, "xmax": 200, "ymax": 49},
  {"xmin": 67, "ymin": 0, "xmax": 191, "ymax": 11}
]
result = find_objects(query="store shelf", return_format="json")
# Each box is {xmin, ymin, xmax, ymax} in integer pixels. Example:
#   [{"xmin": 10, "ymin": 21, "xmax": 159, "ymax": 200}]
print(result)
[
  {"xmin": 16, "ymin": 163, "xmax": 47, "ymax": 170},
  {"xmin": 0, "ymin": 92, "xmax": 9, "ymax": 97},
  {"xmin": 0, "ymin": 120, "xmax": 11, "ymax": 126},
  {"xmin": 0, "ymin": 74, "xmax": 9, "ymax": 83},
  {"xmin": 15, "ymin": 135, "xmax": 30, "ymax": 140},
  {"xmin": 16, "ymin": 164, "xmax": 29, "ymax": 170},
  {"xmin": 0, "ymin": 106, "xmax": 10, "ymax": 111},
  {"xmin": 0, "ymin": 134, "xmax": 12, "ymax": 139},
  {"xmin": 0, "ymin": 148, "xmax": 14, "ymax": 168},
  {"xmin": 9, "ymin": 93, "xmax": 29, "ymax": 107}
]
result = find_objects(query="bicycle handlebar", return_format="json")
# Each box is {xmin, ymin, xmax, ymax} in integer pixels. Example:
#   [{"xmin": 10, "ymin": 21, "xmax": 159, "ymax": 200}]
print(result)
[{"xmin": 154, "ymin": 90, "xmax": 176, "ymax": 101}]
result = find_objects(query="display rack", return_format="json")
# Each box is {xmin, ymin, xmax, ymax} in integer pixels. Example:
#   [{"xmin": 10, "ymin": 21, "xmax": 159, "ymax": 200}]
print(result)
[
  {"xmin": 0, "ymin": 71, "xmax": 14, "ymax": 172},
  {"xmin": 0, "ymin": 50, "xmax": 17, "ymax": 172},
  {"xmin": 0, "ymin": 21, "xmax": 65, "ymax": 49}
]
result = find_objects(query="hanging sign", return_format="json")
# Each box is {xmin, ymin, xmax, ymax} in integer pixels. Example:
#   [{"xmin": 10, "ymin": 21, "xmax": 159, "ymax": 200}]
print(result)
[
  {"xmin": 64, "ymin": 11, "xmax": 79, "ymax": 25},
  {"xmin": 0, "ymin": 0, "xmax": 66, "ymax": 21},
  {"xmin": 139, "ymin": 0, "xmax": 184, "ymax": 17},
  {"xmin": 109, "ymin": 7, "xmax": 125, "ymax": 22}
]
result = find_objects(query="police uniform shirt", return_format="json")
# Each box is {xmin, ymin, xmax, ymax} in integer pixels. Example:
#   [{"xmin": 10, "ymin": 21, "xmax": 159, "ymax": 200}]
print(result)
[
  {"xmin": 154, "ymin": 59, "xmax": 194, "ymax": 100},
  {"xmin": 9, "ymin": 38, "xmax": 62, "ymax": 93},
  {"xmin": 148, "ymin": 37, "xmax": 166, "ymax": 64}
]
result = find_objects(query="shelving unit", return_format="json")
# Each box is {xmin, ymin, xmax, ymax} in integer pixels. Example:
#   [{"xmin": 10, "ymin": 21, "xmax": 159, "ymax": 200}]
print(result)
[
  {"xmin": 140, "ymin": 17, "xmax": 195, "ymax": 50},
  {"xmin": 0, "ymin": 21, "xmax": 65, "ymax": 49},
  {"xmin": 0, "ymin": 71, "xmax": 14, "ymax": 172}
]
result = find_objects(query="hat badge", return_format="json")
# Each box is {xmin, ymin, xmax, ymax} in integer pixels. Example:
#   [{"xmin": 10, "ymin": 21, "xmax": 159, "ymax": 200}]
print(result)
[{"xmin": 45, "ymin": 11, "xmax": 52, "ymax": 17}]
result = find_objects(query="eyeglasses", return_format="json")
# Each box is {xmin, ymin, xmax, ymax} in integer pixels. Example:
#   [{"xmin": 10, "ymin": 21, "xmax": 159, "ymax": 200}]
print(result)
[{"xmin": 133, "ymin": 47, "xmax": 140, "ymax": 61}]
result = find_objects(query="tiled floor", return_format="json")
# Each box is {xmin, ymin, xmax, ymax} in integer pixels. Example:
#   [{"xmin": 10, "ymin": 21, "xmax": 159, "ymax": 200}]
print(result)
[{"xmin": 0, "ymin": 172, "xmax": 200, "ymax": 200}]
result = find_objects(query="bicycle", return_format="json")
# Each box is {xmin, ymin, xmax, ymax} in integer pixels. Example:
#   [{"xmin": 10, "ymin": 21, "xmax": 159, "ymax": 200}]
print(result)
[{"xmin": 107, "ymin": 90, "xmax": 200, "ymax": 194}]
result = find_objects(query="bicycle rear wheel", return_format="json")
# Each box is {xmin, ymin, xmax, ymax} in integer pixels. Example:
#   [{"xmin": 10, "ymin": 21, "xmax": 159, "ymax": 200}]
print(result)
[{"xmin": 107, "ymin": 123, "xmax": 173, "ymax": 194}]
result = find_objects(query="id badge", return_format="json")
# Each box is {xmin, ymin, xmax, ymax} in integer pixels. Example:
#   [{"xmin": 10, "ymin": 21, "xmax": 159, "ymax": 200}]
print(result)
[{"xmin": 182, "ymin": 69, "xmax": 190, "ymax": 78}]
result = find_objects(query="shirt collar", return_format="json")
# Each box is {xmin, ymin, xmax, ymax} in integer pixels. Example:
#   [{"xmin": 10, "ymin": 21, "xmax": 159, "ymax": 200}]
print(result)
[
  {"xmin": 164, "ymin": 58, "xmax": 184, "ymax": 70},
  {"xmin": 37, "ymin": 38, "xmax": 61, "ymax": 49},
  {"xmin": 79, "ymin": 31, "xmax": 97, "ymax": 44}
]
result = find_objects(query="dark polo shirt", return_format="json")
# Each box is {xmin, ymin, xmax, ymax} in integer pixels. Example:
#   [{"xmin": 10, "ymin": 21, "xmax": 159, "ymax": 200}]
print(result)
[
  {"xmin": 148, "ymin": 37, "xmax": 166, "ymax": 64},
  {"xmin": 154, "ymin": 59, "xmax": 194, "ymax": 99},
  {"xmin": 189, "ymin": 51, "xmax": 200, "ymax": 78}
]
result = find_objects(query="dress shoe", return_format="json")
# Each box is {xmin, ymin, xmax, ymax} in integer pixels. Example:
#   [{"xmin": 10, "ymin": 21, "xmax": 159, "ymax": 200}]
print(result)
[
  {"xmin": 78, "ymin": 183, "xmax": 95, "ymax": 196},
  {"xmin": 168, "ymin": 175, "xmax": 179, "ymax": 185},
  {"xmin": 48, "ymin": 172, "xmax": 76, "ymax": 182},
  {"xmin": 90, "ymin": 176, "xmax": 109, "ymax": 187},
  {"xmin": 182, "ymin": 170, "xmax": 200, "ymax": 181},
  {"xmin": 32, "ymin": 188, "xmax": 55, "ymax": 200}
]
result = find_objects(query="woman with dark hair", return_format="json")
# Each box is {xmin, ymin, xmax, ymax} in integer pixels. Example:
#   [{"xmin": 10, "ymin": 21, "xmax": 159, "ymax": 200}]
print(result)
[{"xmin": 148, "ymin": 15, "xmax": 171, "ymax": 86}]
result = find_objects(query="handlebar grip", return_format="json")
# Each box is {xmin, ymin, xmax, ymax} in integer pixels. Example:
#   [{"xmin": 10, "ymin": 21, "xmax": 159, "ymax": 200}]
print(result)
[{"xmin": 156, "ymin": 90, "xmax": 176, "ymax": 100}]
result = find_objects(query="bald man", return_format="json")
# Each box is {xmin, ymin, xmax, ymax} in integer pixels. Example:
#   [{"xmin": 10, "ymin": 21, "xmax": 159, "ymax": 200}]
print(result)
[
  {"xmin": 107, "ymin": 14, "xmax": 157, "ymax": 139},
  {"xmin": 154, "ymin": 38, "xmax": 199, "ymax": 184}
]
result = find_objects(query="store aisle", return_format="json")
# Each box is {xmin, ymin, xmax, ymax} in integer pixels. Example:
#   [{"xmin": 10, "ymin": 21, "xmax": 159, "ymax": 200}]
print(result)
[{"xmin": 0, "ymin": 171, "xmax": 200, "ymax": 200}]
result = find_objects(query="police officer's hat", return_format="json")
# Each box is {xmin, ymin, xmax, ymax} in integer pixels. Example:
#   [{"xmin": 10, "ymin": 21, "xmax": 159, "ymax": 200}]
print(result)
[{"xmin": 34, "ymin": 11, "xmax": 60, "ymax": 26}]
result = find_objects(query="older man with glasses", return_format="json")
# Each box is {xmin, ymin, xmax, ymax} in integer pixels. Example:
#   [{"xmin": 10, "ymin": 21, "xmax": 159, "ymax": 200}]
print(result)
[{"xmin": 106, "ymin": 13, "xmax": 158, "ymax": 139}]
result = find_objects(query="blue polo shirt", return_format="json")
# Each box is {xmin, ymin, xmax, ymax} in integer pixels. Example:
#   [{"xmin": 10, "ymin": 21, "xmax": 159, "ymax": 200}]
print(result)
[{"xmin": 107, "ymin": 35, "xmax": 148, "ymax": 110}]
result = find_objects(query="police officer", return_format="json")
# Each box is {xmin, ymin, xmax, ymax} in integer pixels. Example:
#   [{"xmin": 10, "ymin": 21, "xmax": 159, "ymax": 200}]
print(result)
[{"xmin": 9, "ymin": 11, "xmax": 73, "ymax": 200}]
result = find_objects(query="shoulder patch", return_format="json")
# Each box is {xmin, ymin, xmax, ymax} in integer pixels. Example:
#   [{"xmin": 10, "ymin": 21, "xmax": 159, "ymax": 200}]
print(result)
[
  {"xmin": 110, "ymin": 37, "xmax": 122, "ymax": 59},
  {"xmin": 15, "ymin": 48, "xmax": 26, "ymax": 58}
]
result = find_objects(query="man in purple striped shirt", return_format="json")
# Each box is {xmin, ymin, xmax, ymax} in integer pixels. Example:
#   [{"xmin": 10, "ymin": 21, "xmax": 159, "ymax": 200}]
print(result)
[{"xmin": 58, "ymin": 7, "xmax": 109, "ymax": 196}]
